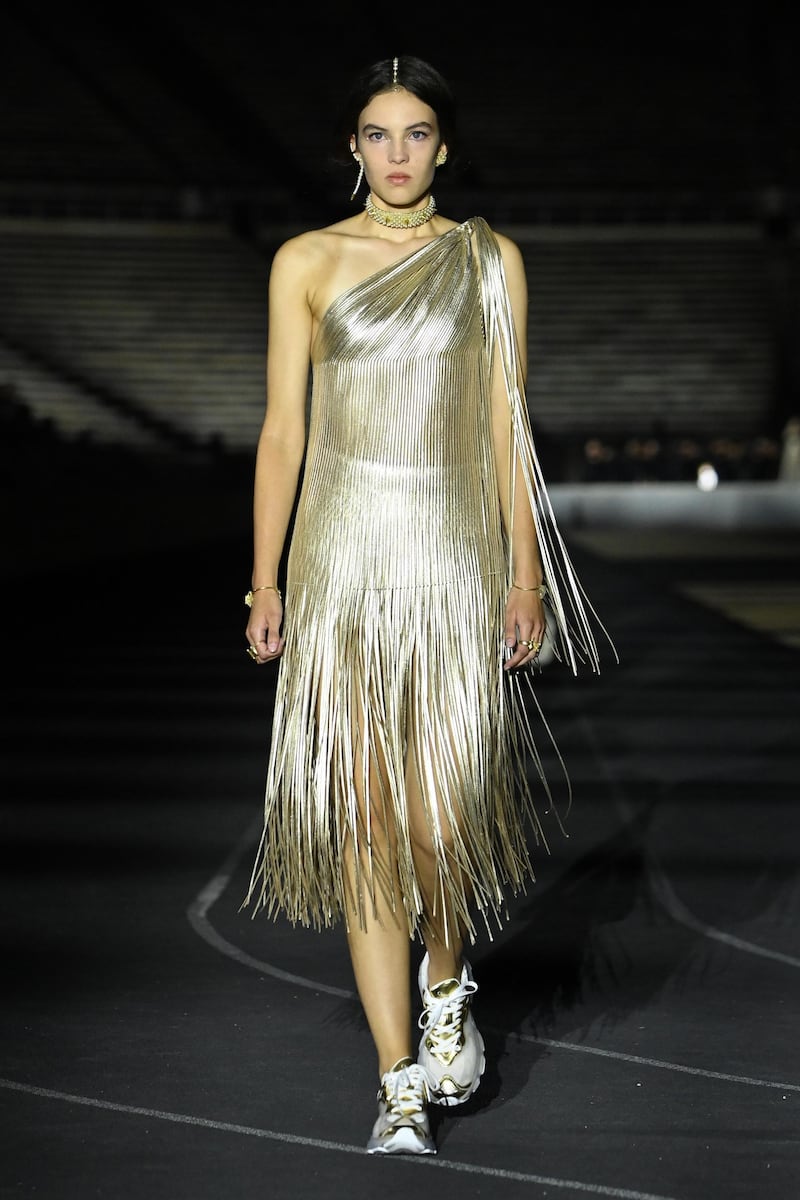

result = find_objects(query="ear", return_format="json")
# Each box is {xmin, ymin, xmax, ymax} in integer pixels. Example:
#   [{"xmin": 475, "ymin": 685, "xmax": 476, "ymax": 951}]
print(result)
[{"xmin": 349, "ymin": 136, "xmax": 357, "ymax": 156}]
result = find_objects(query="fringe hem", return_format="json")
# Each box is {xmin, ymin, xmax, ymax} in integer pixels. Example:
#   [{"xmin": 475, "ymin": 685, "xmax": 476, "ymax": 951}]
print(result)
[{"xmin": 240, "ymin": 574, "xmax": 564, "ymax": 943}]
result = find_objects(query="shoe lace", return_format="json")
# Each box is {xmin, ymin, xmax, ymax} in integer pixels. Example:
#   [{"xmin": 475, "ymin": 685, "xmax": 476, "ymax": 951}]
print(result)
[
  {"xmin": 382, "ymin": 1062, "xmax": 431, "ymax": 1116},
  {"xmin": 418, "ymin": 978, "xmax": 478, "ymax": 1057}
]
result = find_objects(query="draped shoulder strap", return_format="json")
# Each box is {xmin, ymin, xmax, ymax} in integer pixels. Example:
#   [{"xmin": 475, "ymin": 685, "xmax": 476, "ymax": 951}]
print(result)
[{"xmin": 469, "ymin": 217, "xmax": 617, "ymax": 674}]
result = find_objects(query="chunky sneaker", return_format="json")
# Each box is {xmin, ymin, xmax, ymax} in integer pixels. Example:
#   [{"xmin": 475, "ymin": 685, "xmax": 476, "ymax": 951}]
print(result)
[
  {"xmin": 417, "ymin": 953, "xmax": 486, "ymax": 1106},
  {"xmin": 366, "ymin": 1057, "xmax": 436, "ymax": 1155}
]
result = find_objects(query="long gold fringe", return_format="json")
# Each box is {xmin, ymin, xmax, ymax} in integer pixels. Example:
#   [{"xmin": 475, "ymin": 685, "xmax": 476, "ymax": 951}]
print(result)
[
  {"xmin": 472, "ymin": 217, "xmax": 619, "ymax": 675},
  {"xmin": 243, "ymin": 577, "xmax": 565, "ymax": 943},
  {"xmin": 242, "ymin": 218, "xmax": 616, "ymax": 942}
]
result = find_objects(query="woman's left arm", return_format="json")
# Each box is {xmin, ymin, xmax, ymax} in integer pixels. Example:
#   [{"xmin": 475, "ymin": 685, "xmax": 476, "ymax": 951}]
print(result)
[{"xmin": 489, "ymin": 233, "xmax": 547, "ymax": 671}]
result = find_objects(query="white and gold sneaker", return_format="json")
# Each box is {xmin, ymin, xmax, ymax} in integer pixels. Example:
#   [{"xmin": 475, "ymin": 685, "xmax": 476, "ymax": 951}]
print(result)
[
  {"xmin": 417, "ymin": 954, "xmax": 486, "ymax": 1106},
  {"xmin": 366, "ymin": 1057, "xmax": 437, "ymax": 1155}
]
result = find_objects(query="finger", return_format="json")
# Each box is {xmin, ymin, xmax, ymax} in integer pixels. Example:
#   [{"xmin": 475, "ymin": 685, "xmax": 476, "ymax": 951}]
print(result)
[
  {"xmin": 260, "ymin": 634, "xmax": 285, "ymax": 660},
  {"xmin": 506, "ymin": 632, "xmax": 543, "ymax": 670},
  {"xmin": 246, "ymin": 635, "xmax": 285, "ymax": 664},
  {"xmin": 503, "ymin": 643, "xmax": 531, "ymax": 671},
  {"xmin": 247, "ymin": 624, "xmax": 284, "ymax": 662},
  {"xmin": 265, "ymin": 618, "xmax": 282, "ymax": 654},
  {"xmin": 247, "ymin": 605, "xmax": 283, "ymax": 654}
]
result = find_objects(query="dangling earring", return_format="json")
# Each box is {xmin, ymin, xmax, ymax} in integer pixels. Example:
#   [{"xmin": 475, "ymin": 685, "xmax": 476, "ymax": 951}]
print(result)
[
  {"xmin": 350, "ymin": 155, "xmax": 364, "ymax": 201},
  {"xmin": 435, "ymin": 149, "xmax": 447, "ymax": 167}
]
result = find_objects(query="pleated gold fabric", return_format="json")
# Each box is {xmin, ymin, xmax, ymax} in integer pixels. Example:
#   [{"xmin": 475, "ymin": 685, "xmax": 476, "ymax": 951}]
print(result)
[{"xmin": 242, "ymin": 218, "xmax": 614, "ymax": 942}]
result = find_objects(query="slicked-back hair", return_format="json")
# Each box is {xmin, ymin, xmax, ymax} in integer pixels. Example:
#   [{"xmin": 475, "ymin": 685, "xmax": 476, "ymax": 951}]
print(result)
[{"xmin": 333, "ymin": 55, "xmax": 459, "ymax": 167}]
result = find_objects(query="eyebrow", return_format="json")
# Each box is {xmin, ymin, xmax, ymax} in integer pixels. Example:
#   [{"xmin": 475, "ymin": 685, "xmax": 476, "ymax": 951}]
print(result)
[{"xmin": 361, "ymin": 121, "xmax": 434, "ymax": 133}]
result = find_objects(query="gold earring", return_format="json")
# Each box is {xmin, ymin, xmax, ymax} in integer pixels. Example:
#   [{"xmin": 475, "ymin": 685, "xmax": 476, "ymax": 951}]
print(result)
[
  {"xmin": 435, "ymin": 149, "xmax": 447, "ymax": 166},
  {"xmin": 350, "ymin": 155, "xmax": 364, "ymax": 201}
]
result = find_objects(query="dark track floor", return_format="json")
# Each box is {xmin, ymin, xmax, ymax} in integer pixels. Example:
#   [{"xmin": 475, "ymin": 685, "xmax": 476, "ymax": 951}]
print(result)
[{"xmin": 2, "ymin": 505, "xmax": 799, "ymax": 1200}]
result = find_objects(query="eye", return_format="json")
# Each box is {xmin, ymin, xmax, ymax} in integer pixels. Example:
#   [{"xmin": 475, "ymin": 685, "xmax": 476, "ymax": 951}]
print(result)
[
  {"xmin": 408, "ymin": 130, "xmax": 429, "ymax": 141},
  {"xmin": 366, "ymin": 131, "xmax": 386, "ymax": 142}
]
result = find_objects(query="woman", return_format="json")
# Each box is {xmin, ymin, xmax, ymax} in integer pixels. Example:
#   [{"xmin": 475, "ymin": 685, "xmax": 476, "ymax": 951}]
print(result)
[{"xmin": 241, "ymin": 55, "xmax": 611, "ymax": 1155}]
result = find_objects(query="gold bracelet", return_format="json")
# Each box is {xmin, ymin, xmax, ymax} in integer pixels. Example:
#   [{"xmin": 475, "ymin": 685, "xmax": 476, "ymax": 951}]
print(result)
[
  {"xmin": 511, "ymin": 582, "xmax": 548, "ymax": 599},
  {"xmin": 244, "ymin": 585, "xmax": 282, "ymax": 608}
]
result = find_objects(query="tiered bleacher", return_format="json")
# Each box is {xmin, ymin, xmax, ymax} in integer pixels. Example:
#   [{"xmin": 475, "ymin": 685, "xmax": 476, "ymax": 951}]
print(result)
[
  {"xmin": 0, "ymin": 218, "xmax": 269, "ymax": 452},
  {"xmin": 0, "ymin": 9, "xmax": 797, "ymax": 485},
  {"xmin": 518, "ymin": 227, "xmax": 780, "ymax": 478}
]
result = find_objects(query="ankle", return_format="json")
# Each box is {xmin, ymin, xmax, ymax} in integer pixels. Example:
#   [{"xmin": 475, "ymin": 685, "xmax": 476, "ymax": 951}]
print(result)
[
  {"xmin": 379, "ymin": 1050, "xmax": 414, "ymax": 1077},
  {"xmin": 425, "ymin": 951, "xmax": 461, "ymax": 988}
]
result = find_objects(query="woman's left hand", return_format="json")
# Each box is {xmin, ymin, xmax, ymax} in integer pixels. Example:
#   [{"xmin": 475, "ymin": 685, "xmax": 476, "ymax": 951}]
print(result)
[{"xmin": 503, "ymin": 589, "xmax": 546, "ymax": 671}]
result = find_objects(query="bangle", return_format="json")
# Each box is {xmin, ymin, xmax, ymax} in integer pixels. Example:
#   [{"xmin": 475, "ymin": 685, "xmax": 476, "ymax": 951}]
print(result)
[
  {"xmin": 244, "ymin": 585, "xmax": 282, "ymax": 608},
  {"xmin": 511, "ymin": 582, "xmax": 547, "ymax": 599}
]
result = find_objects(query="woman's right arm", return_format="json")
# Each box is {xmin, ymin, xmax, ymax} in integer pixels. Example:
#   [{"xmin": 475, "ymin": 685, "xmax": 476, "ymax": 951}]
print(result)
[{"xmin": 246, "ymin": 238, "xmax": 315, "ymax": 662}]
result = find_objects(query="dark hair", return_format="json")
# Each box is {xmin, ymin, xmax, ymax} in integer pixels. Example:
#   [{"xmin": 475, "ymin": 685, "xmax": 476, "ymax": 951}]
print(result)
[{"xmin": 332, "ymin": 55, "xmax": 459, "ymax": 168}]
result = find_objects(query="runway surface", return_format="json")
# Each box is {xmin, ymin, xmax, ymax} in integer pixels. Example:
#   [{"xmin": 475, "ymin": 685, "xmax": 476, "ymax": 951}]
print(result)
[{"xmin": 2, "ymin": 507, "xmax": 799, "ymax": 1199}]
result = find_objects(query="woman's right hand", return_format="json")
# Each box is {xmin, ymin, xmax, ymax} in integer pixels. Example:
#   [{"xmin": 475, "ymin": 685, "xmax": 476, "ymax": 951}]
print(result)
[{"xmin": 246, "ymin": 592, "xmax": 285, "ymax": 663}]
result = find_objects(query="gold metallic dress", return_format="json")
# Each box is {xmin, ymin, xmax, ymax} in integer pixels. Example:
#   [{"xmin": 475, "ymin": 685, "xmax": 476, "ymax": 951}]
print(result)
[{"xmin": 243, "ymin": 217, "xmax": 611, "ymax": 942}]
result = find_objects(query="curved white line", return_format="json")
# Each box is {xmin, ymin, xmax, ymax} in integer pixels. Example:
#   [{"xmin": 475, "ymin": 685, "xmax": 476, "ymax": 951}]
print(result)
[
  {"xmin": 647, "ymin": 860, "xmax": 800, "ymax": 969},
  {"xmin": 0, "ymin": 1077, "xmax": 680, "ymax": 1200},
  {"xmin": 186, "ymin": 816, "xmax": 352, "ymax": 998},
  {"xmin": 575, "ymin": 714, "xmax": 800, "ymax": 971},
  {"xmin": 187, "ymin": 821, "xmax": 800, "ymax": 1093}
]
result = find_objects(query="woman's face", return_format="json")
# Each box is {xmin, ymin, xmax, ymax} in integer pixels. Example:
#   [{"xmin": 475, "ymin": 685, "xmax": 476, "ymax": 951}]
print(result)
[{"xmin": 350, "ymin": 88, "xmax": 444, "ymax": 209}]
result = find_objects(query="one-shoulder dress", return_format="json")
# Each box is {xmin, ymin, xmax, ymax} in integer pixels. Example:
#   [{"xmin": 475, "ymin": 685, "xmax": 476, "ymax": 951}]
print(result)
[{"xmin": 242, "ymin": 217, "xmax": 611, "ymax": 942}]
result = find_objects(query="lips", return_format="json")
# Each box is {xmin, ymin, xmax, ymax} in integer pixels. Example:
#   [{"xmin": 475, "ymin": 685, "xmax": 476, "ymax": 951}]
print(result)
[{"xmin": 386, "ymin": 174, "xmax": 411, "ymax": 184}]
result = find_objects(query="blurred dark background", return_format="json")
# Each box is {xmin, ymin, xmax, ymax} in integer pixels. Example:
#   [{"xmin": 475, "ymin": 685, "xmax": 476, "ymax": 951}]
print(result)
[
  {"xmin": 3, "ymin": 13, "xmax": 800, "ymax": 1196},
  {"xmin": 2, "ymin": 3, "xmax": 799, "ymax": 577}
]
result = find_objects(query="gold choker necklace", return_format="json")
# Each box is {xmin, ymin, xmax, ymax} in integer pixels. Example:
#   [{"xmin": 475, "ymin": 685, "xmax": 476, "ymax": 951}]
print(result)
[{"xmin": 365, "ymin": 193, "xmax": 436, "ymax": 229}]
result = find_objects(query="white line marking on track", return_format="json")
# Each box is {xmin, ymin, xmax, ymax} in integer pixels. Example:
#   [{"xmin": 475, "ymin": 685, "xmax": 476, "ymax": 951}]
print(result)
[
  {"xmin": 504, "ymin": 1031, "xmax": 800, "ymax": 1092},
  {"xmin": 647, "ymin": 859, "xmax": 800, "ymax": 969},
  {"xmin": 575, "ymin": 713, "xmax": 800, "ymax": 971},
  {"xmin": 186, "ymin": 816, "xmax": 352, "ymax": 998},
  {"xmin": 187, "ymin": 819, "xmax": 800, "ymax": 1094},
  {"xmin": 0, "ymin": 1077, "xmax": 681, "ymax": 1200}
]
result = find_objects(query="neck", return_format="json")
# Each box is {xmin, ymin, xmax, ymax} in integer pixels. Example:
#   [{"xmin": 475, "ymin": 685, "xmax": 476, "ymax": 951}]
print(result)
[{"xmin": 365, "ymin": 193, "xmax": 437, "ymax": 230}]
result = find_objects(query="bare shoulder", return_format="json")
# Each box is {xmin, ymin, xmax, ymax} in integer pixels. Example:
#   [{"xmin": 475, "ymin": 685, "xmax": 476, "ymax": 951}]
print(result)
[
  {"xmin": 270, "ymin": 221, "xmax": 366, "ymax": 292},
  {"xmin": 270, "ymin": 228, "xmax": 332, "ymax": 282}
]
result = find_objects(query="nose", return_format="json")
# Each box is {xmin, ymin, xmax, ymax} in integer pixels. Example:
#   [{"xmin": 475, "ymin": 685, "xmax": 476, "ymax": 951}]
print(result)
[{"xmin": 388, "ymin": 139, "xmax": 409, "ymax": 164}]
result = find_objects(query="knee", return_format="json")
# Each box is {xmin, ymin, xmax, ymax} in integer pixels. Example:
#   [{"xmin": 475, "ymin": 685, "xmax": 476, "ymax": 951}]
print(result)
[{"xmin": 409, "ymin": 816, "xmax": 457, "ymax": 859}]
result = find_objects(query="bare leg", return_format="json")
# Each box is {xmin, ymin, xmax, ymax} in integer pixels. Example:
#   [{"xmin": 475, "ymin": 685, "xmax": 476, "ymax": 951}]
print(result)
[
  {"xmin": 418, "ymin": 873, "xmax": 463, "ymax": 984},
  {"xmin": 342, "ymin": 722, "xmax": 414, "ymax": 1078},
  {"xmin": 344, "ymin": 868, "xmax": 413, "ymax": 1076},
  {"xmin": 342, "ymin": 701, "xmax": 469, "ymax": 1078},
  {"xmin": 406, "ymin": 759, "xmax": 465, "ymax": 986}
]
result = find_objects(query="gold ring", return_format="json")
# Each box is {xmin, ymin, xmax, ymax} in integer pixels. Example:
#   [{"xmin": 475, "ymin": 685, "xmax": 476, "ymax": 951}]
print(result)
[{"xmin": 246, "ymin": 645, "xmax": 259, "ymax": 662}]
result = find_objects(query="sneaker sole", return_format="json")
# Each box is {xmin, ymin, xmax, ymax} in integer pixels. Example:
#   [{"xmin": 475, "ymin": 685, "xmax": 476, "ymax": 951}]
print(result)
[{"xmin": 366, "ymin": 1128, "xmax": 437, "ymax": 1155}]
